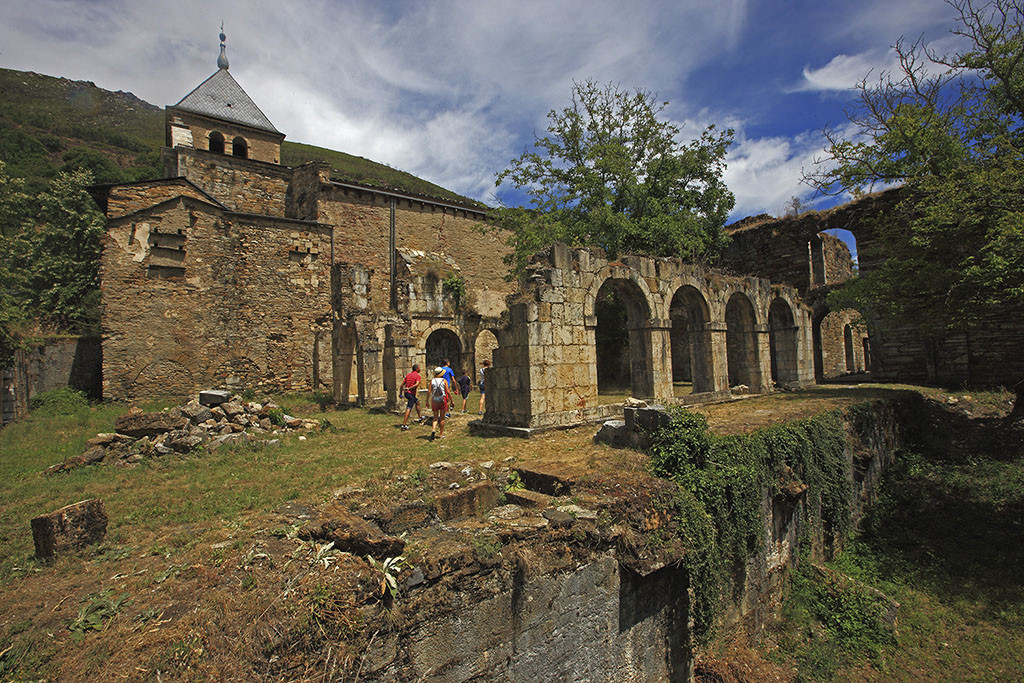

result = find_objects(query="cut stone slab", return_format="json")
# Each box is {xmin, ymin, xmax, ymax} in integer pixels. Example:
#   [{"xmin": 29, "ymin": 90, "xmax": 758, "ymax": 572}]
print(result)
[
  {"xmin": 503, "ymin": 489, "xmax": 552, "ymax": 509},
  {"xmin": 199, "ymin": 390, "xmax": 232, "ymax": 406},
  {"xmin": 557, "ymin": 504, "xmax": 598, "ymax": 521},
  {"xmin": 298, "ymin": 504, "xmax": 405, "ymax": 560},
  {"xmin": 513, "ymin": 466, "xmax": 573, "ymax": 495},
  {"xmin": 31, "ymin": 499, "xmax": 107, "ymax": 560},
  {"xmin": 115, "ymin": 412, "xmax": 188, "ymax": 438},
  {"xmin": 542, "ymin": 508, "xmax": 574, "ymax": 528},
  {"xmin": 181, "ymin": 403, "xmax": 213, "ymax": 424},
  {"xmin": 434, "ymin": 481, "xmax": 501, "ymax": 521}
]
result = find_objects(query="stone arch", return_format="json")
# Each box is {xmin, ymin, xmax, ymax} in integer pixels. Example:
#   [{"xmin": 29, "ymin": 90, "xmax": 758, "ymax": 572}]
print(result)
[
  {"xmin": 584, "ymin": 264, "xmax": 658, "ymax": 320},
  {"xmin": 424, "ymin": 327, "xmax": 463, "ymax": 374},
  {"xmin": 208, "ymin": 131, "xmax": 225, "ymax": 154},
  {"xmin": 131, "ymin": 359, "xmax": 194, "ymax": 399},
  {"xmin": 768, "ymin": 297, "xmax": 799, "ymax": 386},
  {"xmin": 814, "ymin": 308, "xmax": 869, "ymax": 379},
  {"xmin": 725, "ymin": 292, "xmax": 761, "ymax": 390},
  {"xmin": 214, "ymin": 356, "xmax": 262, "ymax": 392},
  {"xmin": 473, "ymin": 328, "xmax": 499, "ymax": 377},
  {"xmin": 231, "ymin": 136, "xmax": 248, "ymax": 159},
  {"xmin": 593, "ymin": 275, "xmax": 655, "ymax": 399},
  {"xmin": 668, "ymin": 284, "xmax": 714, "ymax": 394}
]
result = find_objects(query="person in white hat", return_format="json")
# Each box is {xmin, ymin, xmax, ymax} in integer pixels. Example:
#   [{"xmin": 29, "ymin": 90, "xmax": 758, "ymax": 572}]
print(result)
[{"xmin": 428, "ymin": 366, "xmax": 453, "ymax": 440}]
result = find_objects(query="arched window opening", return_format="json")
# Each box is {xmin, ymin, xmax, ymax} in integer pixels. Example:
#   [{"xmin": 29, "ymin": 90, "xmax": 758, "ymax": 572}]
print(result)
[
  {"xmin": 232, "ymin": 136, "xmax": 248, "ymax": 158},
  {"xmin": 425, "ymin": 329, "xmax": 462, "ymax": 376},
  {"xmin": 669, "ymin": 285, "xmax": 713, "ymax": 395},
  {"xmin": 725, "ymin": 292, "xmax": 760, "ymax": 391},
  {"xmin": 768, "ymin": 298, "xmax": 799, "ymax": 387},
  {"xmin": 594, "ymin": 278, "xmax": 652, "ymax": 403},
  {"xmin": 474, "ymin": 329, "xmax": 499, "ymax": 379},
  {"xmin": 208, "ymin": 131, "xmax": 225, "ymax": 154},
  {"xmin": 844, "ymin": 324, "xmax": 855, "ymax": 372}
]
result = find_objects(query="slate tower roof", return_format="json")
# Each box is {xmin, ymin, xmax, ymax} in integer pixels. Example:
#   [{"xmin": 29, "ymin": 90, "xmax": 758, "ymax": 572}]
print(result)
[{"xmin": 174, "ymin": 68, "xmax": 280, "ymax": 134}]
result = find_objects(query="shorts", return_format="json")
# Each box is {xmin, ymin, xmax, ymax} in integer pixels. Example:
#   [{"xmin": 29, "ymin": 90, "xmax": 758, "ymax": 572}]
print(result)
[
  {"xmin": 460, "ymin": 388, "xmax": 470, "ymax": 399},
  {"xmin": 404, "ymin": 391, "xmax": 418, "ymax": 409},
  {"xmin": 431, "ymin": 399, "xmax": 447, "ymax": 412},
  {"xmin": 479, "ymin": 382, "xmax": 485, "ymax": 395}
]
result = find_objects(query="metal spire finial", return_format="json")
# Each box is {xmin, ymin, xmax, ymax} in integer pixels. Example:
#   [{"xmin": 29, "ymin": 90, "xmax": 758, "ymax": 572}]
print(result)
[{"xmin": 217, "ymin": 22, "xmax": 229, "ymax": 70}]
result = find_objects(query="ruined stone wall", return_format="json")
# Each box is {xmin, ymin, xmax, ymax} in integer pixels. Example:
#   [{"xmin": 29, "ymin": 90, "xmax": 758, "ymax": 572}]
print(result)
[
  {"xmin": 820, "ymin": 232, "xmax": 854, "ymax": 284},
  {"xmin": 100, "ymin": 197, "xmax": 332, "ymax": 399},
  {"xmin": 817, "ymin": 309, "xmax": 869, "ymax": 378},
  {"xmin": 167, "ymin": 148, "xmax": 292, "ymax": 217},
  {"xmin": 105, "ymin": 180, "xmax": 220, "ymax": 218},
  {"xmin": 167, "ymin": 109, "xmax": 283, "ymax": 164},
  {"xmin": 479, "ymin": 244, "xmax": 815, "ymax": 432},
  {"xmin": 318, "ymin": 184, "xmax": 512, "ymax": 320}
]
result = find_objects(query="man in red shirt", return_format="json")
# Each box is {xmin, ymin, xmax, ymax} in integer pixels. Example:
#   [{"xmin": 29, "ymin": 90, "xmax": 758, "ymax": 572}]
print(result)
[{"xmin": 401, "ymin": 364, "xmax": 423, "ymax": 430}]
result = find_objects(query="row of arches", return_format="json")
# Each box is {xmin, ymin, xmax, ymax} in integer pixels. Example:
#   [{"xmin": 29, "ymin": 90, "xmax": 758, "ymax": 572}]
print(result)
[
  {"xmin": 594, "ymin": 278, "xmax": 802, "ymax": 400},
  {"xmin": 208, "ymin": 131, "xmax": 248, "ymax": 159}
]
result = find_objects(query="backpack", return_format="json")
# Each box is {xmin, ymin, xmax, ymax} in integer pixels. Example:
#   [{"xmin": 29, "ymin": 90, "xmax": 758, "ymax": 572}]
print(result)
[{"xmin": 432, "ymin": 378, "xmax": 446, "ymax": 400}]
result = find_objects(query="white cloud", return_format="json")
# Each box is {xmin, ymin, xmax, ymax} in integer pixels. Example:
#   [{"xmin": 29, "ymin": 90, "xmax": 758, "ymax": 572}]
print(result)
[{"xmin": 796, "ymin": 50, "xmax": 893, "ymax": 92}]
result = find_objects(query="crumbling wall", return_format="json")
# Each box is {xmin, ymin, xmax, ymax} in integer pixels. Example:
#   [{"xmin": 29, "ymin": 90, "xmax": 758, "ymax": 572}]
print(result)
[
  {"xmin": 477, "ymin": 244, "xmax": 815, "ymax": 433},
  {"xmin": 100, "ymin": 197, "xmax": 333, "ymax": 399}
]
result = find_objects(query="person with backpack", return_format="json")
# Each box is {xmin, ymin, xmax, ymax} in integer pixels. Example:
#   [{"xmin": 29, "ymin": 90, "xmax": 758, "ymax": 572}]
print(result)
[
  {"xmin": 400, "ymin": 363, "xmax": 423, "ymax": 431},
  {"xmin": 429, "ymin": 367, "xmax": 453, "ymax": 440},
  {"xmin": 441, "ymin": 359, "xmax": 456, "ymax": 418},
  {"xmin": 457, "ymin": 369, "xmax": 472, "ymax": 412}
]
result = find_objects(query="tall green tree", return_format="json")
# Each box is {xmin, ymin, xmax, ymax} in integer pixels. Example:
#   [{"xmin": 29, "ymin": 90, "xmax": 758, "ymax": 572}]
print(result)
[
  {"xmin": 494, "ymin": 80, "xmax": 735, "ymax": 273},
  {"xmin": 2, "ymin": 165, "xmax": 104, "ymax": 339},
  {"xmin": 806, "ymin": 0, "xmax": 1024, "ymax": 414}
]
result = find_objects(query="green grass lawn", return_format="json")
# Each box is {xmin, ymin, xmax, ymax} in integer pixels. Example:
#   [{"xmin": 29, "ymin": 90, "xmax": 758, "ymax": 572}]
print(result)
[{"xmin": 0, "ymin": 395, "xmax": 515, "ymax": 584}]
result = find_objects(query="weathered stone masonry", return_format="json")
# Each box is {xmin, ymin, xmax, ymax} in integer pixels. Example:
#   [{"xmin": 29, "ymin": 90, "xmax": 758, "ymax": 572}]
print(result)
[{"xmin": 479, "ymin": 244, "xmax": 815, "ymax": 432}]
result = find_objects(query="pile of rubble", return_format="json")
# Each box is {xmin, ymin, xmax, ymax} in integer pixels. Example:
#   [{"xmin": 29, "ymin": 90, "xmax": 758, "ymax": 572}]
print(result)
[{"xmin": 45, "ymin": 390, "xmax": 321, "ymax": 474}]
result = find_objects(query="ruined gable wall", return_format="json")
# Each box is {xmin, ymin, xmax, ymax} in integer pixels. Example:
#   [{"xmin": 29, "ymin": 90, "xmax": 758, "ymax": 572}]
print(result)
[
  {"xmin": 106, "ymin": 181, "xmax": 218, "ymax": 218},
  {"xmin": 101, "ymin": 197, "xmax": 332, "ymax": 399},
  {"xmin": 169, "ymin": 147, "xmax": 291, "ymax": 217},
  {"xmin": 820, "ymin": 232, "xmax": 854, "ymax": 284},
  {"xmin": 317, "ymin": 185, "xmax": 513, "ymax": 319}
]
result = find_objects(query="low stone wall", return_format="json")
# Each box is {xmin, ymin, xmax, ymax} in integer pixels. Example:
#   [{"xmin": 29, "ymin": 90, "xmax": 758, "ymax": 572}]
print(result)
[
  {"xmin": 351, "ymin": 397, "xmax": 913, "ymax": 681},
  {"xmin": 1, "ymin": 336, "xmax": 101, "ymax": 425}
]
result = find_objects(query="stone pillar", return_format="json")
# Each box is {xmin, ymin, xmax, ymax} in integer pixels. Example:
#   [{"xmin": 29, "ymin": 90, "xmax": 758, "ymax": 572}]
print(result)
[
  {"xmin": 355, "ymin": 319, "xmax": 382, "ymax": 407},
  {"xmin": 708, "ymin": 322, "xmax": 730, "ymax": 393},
  {"xmin": 383, "ymin": 324, "xmax": 413, "ymax": 412},
  {"xmin": 754, "ymin": 324, "xmax": 772, "ymax": 393},
  {"xmin": 638, "ymin": 318, "xmax": 673, "ymax": 400}
]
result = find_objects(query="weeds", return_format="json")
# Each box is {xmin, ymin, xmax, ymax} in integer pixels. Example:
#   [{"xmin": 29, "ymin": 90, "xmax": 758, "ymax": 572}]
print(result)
[{"xmin": 67, "ymin": 589, "xmax": 131, "ymax": 638}]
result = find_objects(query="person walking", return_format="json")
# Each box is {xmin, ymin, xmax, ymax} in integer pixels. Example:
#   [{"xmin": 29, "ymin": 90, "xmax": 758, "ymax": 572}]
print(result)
[
  {"xmin": 478, "ymin": 359, "xmax": 490, "ymax": 414},
  {"xmin": 457, "ymin": 369, "xmax": 472, "ymax": 412},
  {"xmin": 441, "ymin": 359, "xmax": 456, "ymax": 418},
  {"xmin": 429, "ymin": 367, "xmax": 453, "ymax": 440},
  {"xmin": 400, "ymin": 363, "xmax": 423, "ymax": 430}
]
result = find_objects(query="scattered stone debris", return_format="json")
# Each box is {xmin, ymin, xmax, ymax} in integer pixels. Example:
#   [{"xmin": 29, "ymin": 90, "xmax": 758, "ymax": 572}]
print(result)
[
  {"xmin": 31, "ymin": 498, "xmax": 107, "ymax": 561},
  {"xmin": 45, "ymin": 393, "xmax": 321, "ymax": 474}
]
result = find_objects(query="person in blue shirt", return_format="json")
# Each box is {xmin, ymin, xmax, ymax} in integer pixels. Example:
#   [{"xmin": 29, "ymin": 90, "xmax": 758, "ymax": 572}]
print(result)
[{"xmin": 441, "ymin": 359, "xmax": 456, "ymax": 417}]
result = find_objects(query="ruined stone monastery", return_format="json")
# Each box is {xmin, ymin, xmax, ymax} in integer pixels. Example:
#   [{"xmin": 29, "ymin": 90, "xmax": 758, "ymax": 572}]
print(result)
[{"xmin": 88, "ymin": 42, "xmax": 1023, "ymax": 434}]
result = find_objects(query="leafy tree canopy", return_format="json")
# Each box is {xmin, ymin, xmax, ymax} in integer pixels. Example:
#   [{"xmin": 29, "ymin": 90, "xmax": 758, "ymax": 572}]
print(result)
[
  {"xmin": 494, "ymin": 80, "xmax": 735, "ymax": 274},
  {"xmin": 0, "ymin": 161, "xmax": 104, "ymax": 367},
  {"xmin": 807, "ymin": 0, "xmax": 1024, "ymax": 338}
]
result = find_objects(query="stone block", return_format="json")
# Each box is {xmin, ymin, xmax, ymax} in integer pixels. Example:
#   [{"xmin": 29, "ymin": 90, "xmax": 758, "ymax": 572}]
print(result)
[
  {"xmin": 115, "ymin": 412, "xmax": 189, "ymax": 438},
  {"xmin": 298, "ymin": 503, "xmax": 405, "ymax": 560},
  {"xmin": 433, "ymin": 482, "xmax": 500, "ymax": 521},
  {"xmin": 31, "ymin": 499, "xmax": 107, "ymax": 560},
  {"xmin": 199, "ymin": 390, "xmax": 232, "ymax": 406}
]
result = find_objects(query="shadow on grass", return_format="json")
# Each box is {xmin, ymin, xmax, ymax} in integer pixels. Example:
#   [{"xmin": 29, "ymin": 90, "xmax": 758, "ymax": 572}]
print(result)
[{"xmin": 858, "ymin": 401, "xmax": 1024, "ymax": 628}]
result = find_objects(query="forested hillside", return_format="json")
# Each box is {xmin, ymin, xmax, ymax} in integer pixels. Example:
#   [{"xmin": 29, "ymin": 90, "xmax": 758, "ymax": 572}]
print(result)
[{"xmin": 0, "ymin": 67, "xmax": 481, "ymax": 205}]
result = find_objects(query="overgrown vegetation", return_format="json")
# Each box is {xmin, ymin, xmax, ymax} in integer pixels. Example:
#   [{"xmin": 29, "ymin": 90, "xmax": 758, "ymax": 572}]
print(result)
[
  {"xmin": 770, "ymin": 399, "xmax": 1024, "ymax": 679},
  {"xmin": 647, "ymin": 405, "xmax": 854, "ymax": 642},
  {"xmin": 27, "ymin": 387, "xmax": 90, "ymax": 416}
]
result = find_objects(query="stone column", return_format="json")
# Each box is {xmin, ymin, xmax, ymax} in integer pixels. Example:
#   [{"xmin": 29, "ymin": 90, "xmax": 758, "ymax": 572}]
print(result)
[
  {"xmin": 754, "ymin": 324, "xmax": 772, "ymax": 393},
  {"xmin": 637, "ymin": 318, "xmax": 673, "ymax": 400},
  {"xmin": 708, "ymin": 322, "xmax": 730, "ymax": 393}
]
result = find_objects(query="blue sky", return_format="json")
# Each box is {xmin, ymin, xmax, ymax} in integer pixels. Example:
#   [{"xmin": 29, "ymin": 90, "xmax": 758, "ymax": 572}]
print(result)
[{"xmin": 0, "ymin": 0, "xmax": 961, "ymax": 227}]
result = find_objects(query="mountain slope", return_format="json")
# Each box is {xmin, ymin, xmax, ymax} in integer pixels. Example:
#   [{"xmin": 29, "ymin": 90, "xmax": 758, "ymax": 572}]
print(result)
[{"xmin": 0, "ymin": 67, "xmax": 483, "ymax": 206}]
